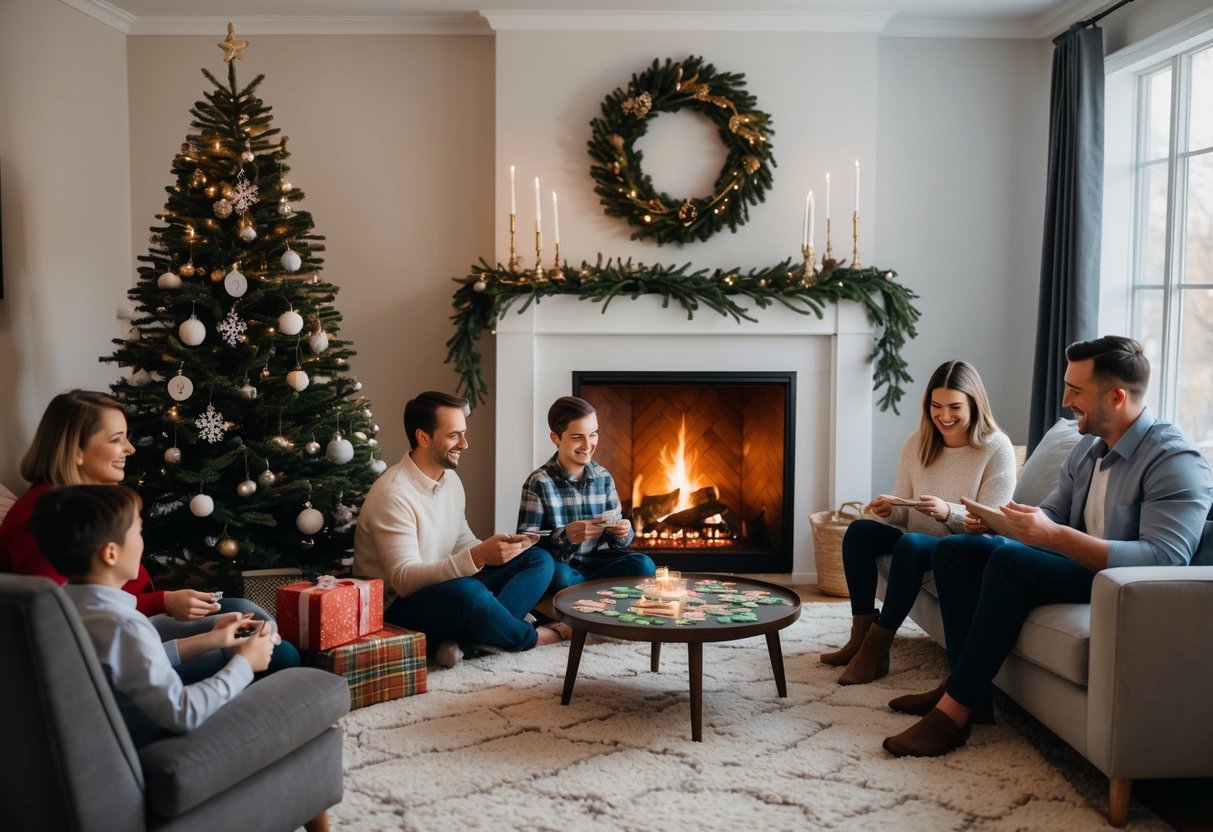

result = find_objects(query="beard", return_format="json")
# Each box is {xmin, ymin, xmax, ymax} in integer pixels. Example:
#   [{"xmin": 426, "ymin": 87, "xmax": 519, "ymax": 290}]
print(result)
[{"xmin": 433, "ymin": 447, "xmax": 460, "ymax": 470}]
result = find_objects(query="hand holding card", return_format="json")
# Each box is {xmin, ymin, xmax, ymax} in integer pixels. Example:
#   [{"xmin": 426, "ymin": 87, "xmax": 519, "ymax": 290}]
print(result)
[{"xmin": 878, "ymin": 495, "xmax": 925, "ymax": 507}]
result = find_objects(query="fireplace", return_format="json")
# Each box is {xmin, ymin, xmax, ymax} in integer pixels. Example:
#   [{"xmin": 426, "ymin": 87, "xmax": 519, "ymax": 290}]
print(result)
[
  {"xmin": 492, "ymin": 294, "xmax": 874, "ymax": 582},
  {"xmin": 575, "ymin": 372, "xmax": 793, "ymax": 572}
]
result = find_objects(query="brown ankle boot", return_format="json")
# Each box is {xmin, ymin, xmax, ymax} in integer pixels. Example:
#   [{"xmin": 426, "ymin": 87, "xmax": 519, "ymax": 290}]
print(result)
[
  {"xmin": 889, "ymin": 678, "xmax": 947, "ymax": 714},
  {"xmin": 838, "ymin": 624, "xmax": 895, "ymax": 685},
  {"xmin": 882, "ymin": 708, "xmax": 970, "ymax": 757},
  {"xmin": 820, "ymin": 612, "xmax": 879, "ymax": 666}
]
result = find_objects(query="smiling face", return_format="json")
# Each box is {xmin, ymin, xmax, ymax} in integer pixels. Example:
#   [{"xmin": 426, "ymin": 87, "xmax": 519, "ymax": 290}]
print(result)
[
  {"xmin": 552, "ymin": 413, "xmax": 599, "ymax": 476},
  {"xmin": 929, "ymin": 387, "xmax": 973, "ymax": 447},
  {"xmin": 418, "ymin": 405, "xmax": 469, "ymax": 475},
  {"xmin": 75, "ymin": 407, "xmax": 134, "ymax": 484},
  {"xmin": 1063, "ymin": 358, "xmax": 1115, "ymax": 438}
]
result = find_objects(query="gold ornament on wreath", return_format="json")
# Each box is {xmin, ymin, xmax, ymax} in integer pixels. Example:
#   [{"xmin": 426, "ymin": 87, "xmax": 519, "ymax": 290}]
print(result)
[{"xmin": 587, "ymin": 55, "xmax": 776, "ymax": 246}]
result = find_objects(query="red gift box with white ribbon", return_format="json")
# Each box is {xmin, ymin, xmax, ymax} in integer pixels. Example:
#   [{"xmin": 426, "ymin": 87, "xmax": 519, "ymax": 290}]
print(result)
[{"xmin": 276, "ymin": 575, "xmax": 384, "ymax": 651}]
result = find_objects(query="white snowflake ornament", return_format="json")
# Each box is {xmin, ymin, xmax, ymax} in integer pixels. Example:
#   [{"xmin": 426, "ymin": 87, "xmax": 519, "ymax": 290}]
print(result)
[
  {"xmin": 218, "ymin": 305, "xmax": 247, "ymax": 347},
  {"xmin": 195, "ymin": 404, "xmax": 226, "ymax": 444},
  {"xmin": 232, "ymin": 172, "xmax": 259, "ymax": 213}
]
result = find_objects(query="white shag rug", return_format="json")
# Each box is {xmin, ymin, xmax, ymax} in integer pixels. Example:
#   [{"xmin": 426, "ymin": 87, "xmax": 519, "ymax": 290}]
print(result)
[{"xmin": 330, "ymin": 602, "xmax": 1169, "ymax": 831}]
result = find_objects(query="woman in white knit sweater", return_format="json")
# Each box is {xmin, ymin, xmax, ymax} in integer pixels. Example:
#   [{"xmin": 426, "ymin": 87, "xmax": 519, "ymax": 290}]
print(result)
[{"xmin": 820, "ymin": 360, "xmax": 1015, "ymax": 685}]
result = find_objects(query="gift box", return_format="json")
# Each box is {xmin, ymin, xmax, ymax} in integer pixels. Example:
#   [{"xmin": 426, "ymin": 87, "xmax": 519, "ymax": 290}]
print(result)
[
  {"xmin": 277, "ymin": 576, "xmax": 384, "ymax": 651},
  {"xmin": 303, "ymin": 625, "xmax": 426, "ymax": 710}
]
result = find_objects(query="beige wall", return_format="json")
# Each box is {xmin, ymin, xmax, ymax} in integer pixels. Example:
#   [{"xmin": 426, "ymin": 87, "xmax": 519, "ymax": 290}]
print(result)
[
  {"xmin": 125, "ymin": 35, "xmax": 498, "ymax": 529},
  {"xmin": 0, "ymin": 0, "xmax": 130, "ymax": 490}
]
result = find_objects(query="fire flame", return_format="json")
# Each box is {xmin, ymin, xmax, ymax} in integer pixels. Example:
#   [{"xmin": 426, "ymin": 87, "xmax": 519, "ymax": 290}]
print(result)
[{"xmin": 633, "ymin": 415, "xmax": 708, "ymax": 516}]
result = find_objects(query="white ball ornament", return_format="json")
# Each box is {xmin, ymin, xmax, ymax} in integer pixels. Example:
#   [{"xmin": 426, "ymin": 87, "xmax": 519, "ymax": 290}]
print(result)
[
  {"xmin": 158, "ymin": 271, "xmax": 182, "ymax": 290},
  {"xmin": 239, "ymin": 223, "xmax": 257, "ymax": 242},
  {"xmin": 278, "ymin": 309, "xmax": 304, "ymax": 336},
  {"xmin": 326, "ymin": 433, "xmax": 354, "ymax": 464},
  {"xmin": 240, "ymin": 383, "xmax": 258, "ymax": 400},
  {"xmin": 286, "ymin": 369, "xmax": 310, "ymax": 391},
  {"xmin": 308, "ymin": 331, "xmax": 329, "ymax": 354},
  {"xmin": 296, "ymin": 504, "xmax": 325, "ymax": 535},
  {"xmin": 369, "ymin": 458, "xmax": 387, "ymax": 475},
  {"xmin": 281, "ymin": 248, "xmax": 302, "ymax": 272},
  {"xmin": 179, "ymin": 315, "xmax": 206, "ymax": 346},
  {"xmin": 473, "ymin": 280, "xmax": 487, "ymax": 292},
  {"xmin": 237, "ymin": 479, "xmax": 257, "ymax": 498},
  {"xmin": 164, "ymin": 447, "xmax": 182, "ymax": 464},
  {"xmin": 305, "ymin": 440, "xmax": 321, "ymax": 455},
  {"xmin": 189, "ymin": 494, "xmax": 214, "ymax": 517}
]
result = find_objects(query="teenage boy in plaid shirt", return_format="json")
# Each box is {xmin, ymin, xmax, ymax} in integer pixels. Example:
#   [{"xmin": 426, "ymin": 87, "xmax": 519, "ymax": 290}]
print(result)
[{"xmin": 517, "ymin": 396, "xmax": 656, "ymax": 593}]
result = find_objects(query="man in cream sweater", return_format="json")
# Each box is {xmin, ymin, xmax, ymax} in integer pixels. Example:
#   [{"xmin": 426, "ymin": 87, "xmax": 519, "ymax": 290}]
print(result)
[{"xmin": 354, "ymin": 391, "xmax": 567, "ymax": 667}]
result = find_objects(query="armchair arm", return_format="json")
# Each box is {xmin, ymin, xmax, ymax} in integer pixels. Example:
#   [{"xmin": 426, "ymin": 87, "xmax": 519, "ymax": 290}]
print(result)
[
  {"xmin": 1087, "ymin": 566, "xmax": 1213, "ymax": 779},
  {"xmin": 138, "ymin": 667, "xmax": 350, "ymax": 817}
]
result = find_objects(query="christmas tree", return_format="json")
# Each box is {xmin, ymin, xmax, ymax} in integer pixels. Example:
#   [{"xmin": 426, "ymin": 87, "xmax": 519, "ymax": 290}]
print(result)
[{"xmin": 104, "ymin": 26, "xmax": 383, "ymax": 590}]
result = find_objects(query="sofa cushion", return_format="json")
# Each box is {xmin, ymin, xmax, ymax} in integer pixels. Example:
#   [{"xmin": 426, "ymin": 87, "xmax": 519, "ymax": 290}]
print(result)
[
  {"xmin": 1010, "ymin": 603, "xmax": 1091, "ymax": 686},
  {"xmin": 1013, "ymin": 418, "xmax": 1081, "ymax": 505}
]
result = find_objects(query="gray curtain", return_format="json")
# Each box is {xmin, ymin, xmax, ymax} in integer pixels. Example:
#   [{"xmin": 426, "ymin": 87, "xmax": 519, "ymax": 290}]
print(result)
[{"xmin": 1028, "ymin": 24, "xmax": 1105, "ymax": 454}]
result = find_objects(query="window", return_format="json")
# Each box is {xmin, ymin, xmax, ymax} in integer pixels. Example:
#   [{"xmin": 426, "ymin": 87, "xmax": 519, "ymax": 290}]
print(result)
[{"xmin": 1103, "ymin": 15, "xmax": 1213, "ymax": 445}]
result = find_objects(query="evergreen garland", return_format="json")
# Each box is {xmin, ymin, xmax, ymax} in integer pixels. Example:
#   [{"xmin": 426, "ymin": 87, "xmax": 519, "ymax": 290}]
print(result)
[
  {"xmin": 446, "ymin": 260, "xmax": 920, "ymax": 414},
  {"xmin": 588, "ymin": 56, "xmax": 776, "ymax": 245}
]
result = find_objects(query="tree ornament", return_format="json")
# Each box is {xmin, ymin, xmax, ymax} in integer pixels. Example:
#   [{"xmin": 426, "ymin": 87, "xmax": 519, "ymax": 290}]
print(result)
[
  {"xmin": 217, "ymin": 22, "xmax": 249, "ymax": 63},
  {"xmin": 238, "ymin": 219, "xmax": 257, "ymax": 242},
  {"xmin": 213, "ymin": 198, "xmax": 233, "ymax": 219},
  {"xmin": 179, "ymin": 261, "xmax": 196, "ymax": 277},
  {"xmin": 217, "ymin": 305, "xmax": 247, "ymax": 347},
  {"xmin": 129, "ymin": 369, "xmax": 152, "ymax": 387},
  {"xmin": 588, "ymin": 56, "xmax": 776, "ymax": 245},
  {"xmin": 210, "ymin": 267, "xmax": 226, "ymax": 282},
  {"xmin": 305, "ymin": 439, "xmax": 321, "ymax": 455},
  {"xmin": 286, "ymin": 368, "xmax": 309, "ymax": 391},
  {"xmin": 195, "ymin": 404, "xmax": 226, "ymax": 443},
  {"xmin": 326, "ymin": 433, "xmax": 354, "ymax": 464},
  {"xmin": 278, "ymin": 309, "xmax": 304, "ymax": 336},
  {"xmin": 232, "ymin": 171, "xmax": 259, "ymax": 213},
  {"xmin": 353, "ymin": 381, "xmax": 363, "ymax": 392},
  {"xmin": 164, "ymin": 446, "xmax": 182, "ymax": 464},
  {"xmin": 179, "ymin": 315, "xmax": 206, "ymax": 346},
  {"xmin": 220, "ymin": 182, "xmax": 236, "ymax": 200},
  {"xmin": 189, "ymin": 494, "xmax": 214, "ymax": 517},
  {"xmin": 241, "ymin": 145, "xmax": 255, "ymax": 163},
  {"xmin": 224, "ymin": 268, "xmax": 248, "ymax": 297},
  {"xmin": 296, "ymin": 502, "xmax": 325, "ymax": 535},
  {"xmin": 158, "ymin": 270, "xmax": 182, "ymax": 290},
  {"xmin": 237, "ymin": 479, "xmax": 257, "ymax": 498},
  {"xmin": 217, "ymin": 538, "xmax": 240, "ymax": 558},
  {"xmin": 369, "ymin": 457, "xmax": 387, "ymax": 475},
  {"xmin": 257, "ymin": 468, "xmax": 278, "ymax": 488},
  {"xmin": 473, "ymin": 279, "xmax": 487, "ymax": 292},
  {"xmin": 280, "ymin": 248, "xmax": 302, "ymax": 272},
  {"xmin": 277, "ymin": 197, "xmax": 293, "ymax": 217},
  {"xmin": 353, "ymin": 430, "xmax": 367, "ymax": 441},
  {"xmin": 167, "ymin": 371, "xmax": 194, "ymax": 401},
  {"xmin": 240, "ymin": 381, "xmax": 258, "ymax": 400},
  {"xmin": 333, "ymin": 496, "xmax": 356, "ymax": 529},
  {"xmin": 307, "ymin": 330, "xmax": 329, "ymax": 354}
]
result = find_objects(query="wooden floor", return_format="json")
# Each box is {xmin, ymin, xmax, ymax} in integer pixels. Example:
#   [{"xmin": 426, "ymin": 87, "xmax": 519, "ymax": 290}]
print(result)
[{"xmin": 749, "ymin": 574, "xmax": 1213, "ymax": 832}]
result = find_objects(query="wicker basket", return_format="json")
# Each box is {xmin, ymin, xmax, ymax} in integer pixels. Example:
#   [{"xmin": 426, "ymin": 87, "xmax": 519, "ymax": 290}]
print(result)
[
  {"xmin": 240, "ymin": 568, "xmax": 303, "ymax": 618},
  {"xmin": 809, "ymin": 501, "xmax": 866, "ymax": 597}
]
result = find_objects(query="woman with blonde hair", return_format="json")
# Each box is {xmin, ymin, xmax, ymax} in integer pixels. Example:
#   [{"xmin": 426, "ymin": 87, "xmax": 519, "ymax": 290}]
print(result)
[
  {"xmin": 0, "ymin": 389, "xmax": 299, "ymax": 679},
  {"xmin": 820, "ymin": 361, "xmax": 1014, "ymax": 688}
]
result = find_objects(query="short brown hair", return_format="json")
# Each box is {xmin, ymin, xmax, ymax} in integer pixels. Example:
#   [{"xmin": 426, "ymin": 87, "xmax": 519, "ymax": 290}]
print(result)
[
  {"xmin": 403, "ymin": 391, "xmax": 469, "ymax": 450},
  {"xmin": 1065, "ymin": 336, "xmax": 1150, "ymax": 401},
  {"xmin": 30, "ymin": 485, "xmax": 143, "ymax": 579},
  {"xmin": 548, "ymin": 396, "xmax": 597, "ymax": 438},
  {"xmin": 20, "ymin": 390, "xmax": 127, "ymax": 486}
]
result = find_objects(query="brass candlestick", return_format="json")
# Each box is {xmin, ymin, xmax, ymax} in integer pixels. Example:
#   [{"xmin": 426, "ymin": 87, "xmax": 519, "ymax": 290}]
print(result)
[
  {"xmin": 552, "ymin": 242, "xmax": 563, "ymax": 280},
  {"xmin": 851, "ymin": 211, "xmax": 861, "ymax": 269},
  {"xmin": 800, "ymin": 244, "xmax": 816, "ymax": 286},
  {"xmin": 825, "ymin": 218, "xmax": 834, "ymax": 264},
  {"xmin": 533, "ymin": 229, "xmax": 545, "ymax": 279},
  {"xmin": 508, "ymin": 213, "xmax": 520, "ymax": 272}
]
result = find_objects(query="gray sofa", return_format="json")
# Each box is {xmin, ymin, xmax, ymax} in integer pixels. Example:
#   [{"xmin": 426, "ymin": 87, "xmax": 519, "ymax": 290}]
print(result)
[
  {"xmin": 876, "ymin": 420, "xmax": 1213, "ymax": 827},
  {"xmin": 0, "ymin": 574, "xmax": 351, "ymax": 831}
]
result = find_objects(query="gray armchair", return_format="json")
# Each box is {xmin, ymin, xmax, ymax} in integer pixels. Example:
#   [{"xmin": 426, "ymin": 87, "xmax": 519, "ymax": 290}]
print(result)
[{"xmin": 0, "ymin": 574, "xmax": 350, "ymax": 831}]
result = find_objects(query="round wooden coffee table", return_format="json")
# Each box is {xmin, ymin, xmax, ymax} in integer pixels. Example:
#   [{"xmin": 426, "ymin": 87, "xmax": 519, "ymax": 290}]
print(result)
[{"xmin": 553, "ymin": 574, "xmax": 801, "ymax": 741}]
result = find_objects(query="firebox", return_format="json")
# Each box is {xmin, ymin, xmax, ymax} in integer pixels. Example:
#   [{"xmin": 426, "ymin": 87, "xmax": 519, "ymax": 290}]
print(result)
[{"xmin": 574, "ymin": 371, "xmax": 795, "ymax": 573}]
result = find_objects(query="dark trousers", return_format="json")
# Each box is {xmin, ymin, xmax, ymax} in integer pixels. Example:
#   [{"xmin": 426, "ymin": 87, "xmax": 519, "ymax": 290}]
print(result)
[
  {"xmin": 385, "ymin": 547, "xmax": 555, "ymax": 651},
  {"xmin": 933, "ymin": 534, "xmax": 1095, "ymax": 711},
  {"xmin": 548, "ymin": 550, "xmax": 656, "ymax": 594},
  {"xmin": 841, "ymin": 518, "xmax": 940, "ymax": 631}
]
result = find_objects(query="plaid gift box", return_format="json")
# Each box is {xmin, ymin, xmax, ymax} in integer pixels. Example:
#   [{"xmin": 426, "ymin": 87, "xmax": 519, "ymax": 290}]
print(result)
[
  {"xmin": 277, "ymin": 576, "xmax": 384, "ymax": 650},
  {"xmin": 304, "ymin": 625, "xmax": 426, "ymax": 710}
]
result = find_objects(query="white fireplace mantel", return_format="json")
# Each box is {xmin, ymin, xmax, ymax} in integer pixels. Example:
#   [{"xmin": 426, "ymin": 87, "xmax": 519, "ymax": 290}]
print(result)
[{"xmin": 494, "ymin": 294, "xmax": 874, "ymax": 580}]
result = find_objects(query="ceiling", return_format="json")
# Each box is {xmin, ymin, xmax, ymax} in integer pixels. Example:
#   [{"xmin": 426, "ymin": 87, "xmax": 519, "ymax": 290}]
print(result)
[{"xmin": 63, "ymin": 0, "xmax": 1113, "ymax": 39}]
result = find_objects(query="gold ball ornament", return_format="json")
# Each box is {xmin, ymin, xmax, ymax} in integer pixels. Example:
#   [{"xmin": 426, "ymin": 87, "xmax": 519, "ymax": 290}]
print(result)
[
  {"xmin": 163, "ymin": 447, "xmax": 182, "ymax": 464},
  {"xmin": 213, "ymin": 199, "xmax": 233, "ymax": 219},
  {"xmin": 211, "ymin": 267, "xmax": 226, "ymax": 282},
  {"xmin": 257, "ymin": 469, "xmax": 278, "ymax": 488},
  {"xmin": 179, "ymin": 262, "xmax": 196, "ymax": 277},
  {"xmin": 236, "ymin": 479, "xmax": 257, "ymax": 498},
  {"xmin": 221, "ymin": 183, "xmax": 235, "ymax": 200},
  {"xmin": 305, "ymin": 440, "xmax": 321, "ymax": 455},
  {"xmin": 217, "ymin": 538, "xmax": 240, "ymax": 558}
]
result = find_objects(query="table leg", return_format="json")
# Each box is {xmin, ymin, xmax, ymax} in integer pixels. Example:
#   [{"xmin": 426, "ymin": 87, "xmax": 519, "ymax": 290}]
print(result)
[
  {"xmin": 560, "ymin": 627, "xmax": 588, "ymax": 706},
  {"xmin": 650, "ymin": 641, "xmax": 661, "ymax": 672},
  {"xmin": 765, "ymin": 631, "xmax": 788, "ymax": 697},
  {"xmin": 688, "ymin": 642, "xmax": 703, "ymax": 742}
]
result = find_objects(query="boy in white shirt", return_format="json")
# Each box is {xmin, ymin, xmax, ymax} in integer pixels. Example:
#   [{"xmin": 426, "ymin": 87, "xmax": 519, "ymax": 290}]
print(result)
[{"xmin": 31, "ymin": 485, "xmax": 274, "ymax": 746}]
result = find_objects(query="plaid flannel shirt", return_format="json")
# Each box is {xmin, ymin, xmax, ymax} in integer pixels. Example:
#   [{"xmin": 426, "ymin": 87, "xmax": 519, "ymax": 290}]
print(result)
[{"xmin": 516, "ymin": 454, "xmax": 635, "ymax": 568}]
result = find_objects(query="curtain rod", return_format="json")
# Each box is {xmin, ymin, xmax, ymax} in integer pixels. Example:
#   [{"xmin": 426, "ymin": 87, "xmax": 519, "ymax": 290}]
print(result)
[{"xmin": 1078, "ymin": 0, "xmax": 1136, "ymax": 28}]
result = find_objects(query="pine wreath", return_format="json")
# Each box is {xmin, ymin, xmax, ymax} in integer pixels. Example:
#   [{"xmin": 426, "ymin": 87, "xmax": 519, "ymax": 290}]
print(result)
[{"xmin": 588, "ymin": 56, "xmax": 776, "ymax": 246}]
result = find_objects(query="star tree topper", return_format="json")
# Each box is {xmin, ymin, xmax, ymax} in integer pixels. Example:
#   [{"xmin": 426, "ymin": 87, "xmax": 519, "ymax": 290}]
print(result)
[{"xmin": 218, "ymin": 23, "xmax": 249, "ymax": 62}]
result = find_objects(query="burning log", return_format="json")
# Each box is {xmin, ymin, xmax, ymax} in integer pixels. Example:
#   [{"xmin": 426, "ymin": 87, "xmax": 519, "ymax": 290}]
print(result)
[{"xmin": 632, "ymin": 489, "xmax": 680, "ymax": 531}]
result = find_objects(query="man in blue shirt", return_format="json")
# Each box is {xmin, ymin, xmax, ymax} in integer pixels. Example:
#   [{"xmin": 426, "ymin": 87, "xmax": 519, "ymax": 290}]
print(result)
[
  {"xmin": 517, "ymin": 396, "xmax": 655, "ymax": 593},
  {"xmin": 884, "ymin": 336, "xmax": 1212, "ymax": 757}
]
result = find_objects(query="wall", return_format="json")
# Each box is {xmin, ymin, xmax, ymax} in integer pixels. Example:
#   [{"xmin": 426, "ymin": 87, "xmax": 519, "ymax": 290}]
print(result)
[
  {"xmin": 1100, "ymin": 0, "xmax": 1212, "ymax": 55},
  {"xmin": 0, "ymin": 0, "xmax": 130, "ymax": 489},
  {"xmin": 125, "ymin": 34, "xmax": 497, "ymax": 528}
]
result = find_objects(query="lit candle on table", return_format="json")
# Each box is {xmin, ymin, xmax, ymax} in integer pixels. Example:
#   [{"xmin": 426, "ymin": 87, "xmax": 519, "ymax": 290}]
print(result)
[
  {"xmin": 509, "ymin": 165, "xmax": 516, "ymax": 215},
  {"xmin": 534, "ymin": 177, "xmax": 542, "ymax": 233},
  {"xmin": 552, "ymin": 191, "xmax": 560, "ymax": 245},
  {"xmin": 854, "ymin": 160, "xmax": 860, "ymax": 213}
]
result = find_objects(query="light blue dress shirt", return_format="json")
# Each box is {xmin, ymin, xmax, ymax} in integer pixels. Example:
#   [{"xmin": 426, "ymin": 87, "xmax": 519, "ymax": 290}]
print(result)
[
  {"xmin": 63, "ymin": 583, "xmax": 254, "ymax": 746},
  {"xmin": 1037, "ymin": 409, "xmax": 1212, "ymax": 567}
]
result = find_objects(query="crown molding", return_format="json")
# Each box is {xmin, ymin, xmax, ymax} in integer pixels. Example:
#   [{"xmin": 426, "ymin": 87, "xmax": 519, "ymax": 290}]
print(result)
[
  {"xmin": 1031, "ymin": 0, "xmax": 1105, "ymax": 39},
  {"xmin": 59, "ymin": 0, "xmax": 136, "ymax": 33},
  {"xmin": 880, "ymin": 18, "xmax": 1041, "ymax": 38},
  {"xmin": 1104, "ymin": 6, "xmax": 1213, "ymax": 74},
  {"xmin": 479, "ymin": 10, "xmax": 894, "ymax": 33}
]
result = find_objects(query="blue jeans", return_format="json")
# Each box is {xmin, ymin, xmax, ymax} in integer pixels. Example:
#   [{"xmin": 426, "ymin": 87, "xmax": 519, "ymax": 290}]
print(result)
[
  {"xmin": 156, "ymin": 597, "xmax": 302, "ymax": 684},
  {"xmin": 385, "ymin": 547, "xmax": 555, "ymax": 651},
  {"xmin": 841, "ymin": 518, "xmax": 940, "ymax": 631},
  {"xmin": 933, "ymin": 534, "xmax": 1096, "ymax": 712},
  {"xmin": 548, "ymin": 549, "xmax": 656, "ymax": 594}
]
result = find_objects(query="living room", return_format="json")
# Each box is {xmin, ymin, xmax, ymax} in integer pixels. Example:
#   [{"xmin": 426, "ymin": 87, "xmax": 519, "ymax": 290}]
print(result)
[{"xmin": 2, "ymin": 0, "xmax": 1212, "ymax": 829}]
